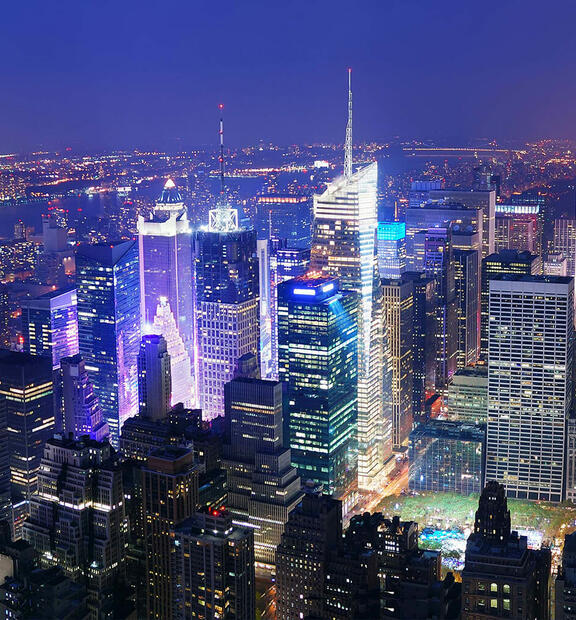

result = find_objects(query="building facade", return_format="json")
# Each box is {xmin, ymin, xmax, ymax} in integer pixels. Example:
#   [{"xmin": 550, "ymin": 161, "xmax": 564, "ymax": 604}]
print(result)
[
  {"xmin": 381, "ymin": 278, "xmax": 413, "ymax": 450},
  {"xmin": 310, "ymin": 162, "xmax": 387, "ymax": 490},
  {"xmin": 409, "ymin": 420, "xmax": 485, "ymax": 495},
  {"xmin": 21, "ymin": 288, "xmax": 79, "ymax": 370},
  {"xmin": 76, "ymin": 241, "xmax": 141, "ymax": 446},
  {"xmin": 194, "ymin": 228, "xmax": 260, "ymax": 420},
  {"xmin": 486, "ymin": 275, "xmax": 574, "ymax": 502},
  {"xmin": 278, "ymin": 276, "xmax": 358, "ymax": 509}
]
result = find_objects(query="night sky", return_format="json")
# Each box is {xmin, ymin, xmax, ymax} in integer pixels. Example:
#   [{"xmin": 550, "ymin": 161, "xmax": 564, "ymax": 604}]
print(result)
[{"xmin": 2, "ymin": 0, "xmax": 576, "ymax": 151}]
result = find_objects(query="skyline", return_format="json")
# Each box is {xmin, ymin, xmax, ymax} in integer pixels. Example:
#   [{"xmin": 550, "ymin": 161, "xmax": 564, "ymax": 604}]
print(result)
[{"xmin": 3, "ymin": 0, "xmax": 576, "ymax": 151}]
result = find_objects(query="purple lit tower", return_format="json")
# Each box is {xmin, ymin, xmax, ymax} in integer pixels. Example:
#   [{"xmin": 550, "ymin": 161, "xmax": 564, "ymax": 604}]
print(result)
[
  {"xmin": 137, "ymin": 179, "xmax": 194, "ymax": 360},
  {"xmin": 61, "ymin": 354, "xmax": 109, "ymax": 441},
  {"xmin": 76, "ymin": 241, "xmax": 140, "ymax": 447}
]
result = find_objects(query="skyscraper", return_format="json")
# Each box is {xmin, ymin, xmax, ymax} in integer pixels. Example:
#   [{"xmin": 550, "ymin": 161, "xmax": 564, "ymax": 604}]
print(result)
[
  {"xmin": 377, "ymin": 221, "xmax": 407, "ymax": 279},
  {"xmin": 406, "ymin": 202, "xmax": 482, "ymax": 270},
  {"xmin": 60, "ymin": 354, "xmax": 109, "ymax": 440},
  {"xmin": 404, "ymin": 272, "xmax": 437, "ymax": 421},
  {"xmin": 137, "ymin": 334, "xmax": 171, "ymax": 420},
  {"xmin": 76, "ymin": 241, "xmax": 141, "ymax": 446},
  {"xmin": 309, "ymin": 73, "xmax": 386, "ymax": 489},
  {"xmin": 554, "ymin": 218, "xmax": 576, "ymax": 278},
  {"xmin": 193, "ymin": 227, "xmax": 260, "ymax": 420},
  {"xmin": 278, "ymin": 275, "xmax": 358, "ymax": 509},
  {"xmin": 0, "ymin": 351, "xmax": 54, "ymax": 502},
  {"xmin": 381, "ymin": 277, "xmax": 413, "ymax": 450},
  {"xmin": 461, "ymin": 482, "xmax": 550, "ymax": 619},
  {"xmin": 256, "ymin": 194, "xmax": 312, "ymax": 248},
  {"xmin": 495, "ymin": 208, "xmax": 539, "ymax": 254},
  {"xmin": 21, "ymin": 287, "xmax": 79, "ymax": 370},
  {"xmin": 257, "ymin": 238, "xmax": 274, "ymax": 379},
  {"xmin": 173, "ymin": 508, "xmax": 256, "ymax": 620},
  {"xmin": 149, "ymin": 298, "xmax": 194, "ymax": 408},
  {"xmin": 446, "ymin": 367, "xmax": 488, "ymax": 423},
  {"xmin": 142, "ymin": 447, "xmax": 200, "ymax": 619},
  {"xmin": 453, "ymin": 248, "xmax": 480, "ymax": 367},
  {"xmin": 267, "ymin": 244, "xmax": 311, "ymax": 380},
  {"xmin": 23, "ymin": 435, "xmax": 128, "ymax": 618},
  {"xmin": 480, "ymin": 249, "xmax": 541, "ymax": 359},
  {"xmin": 222, "ymin": 371, "xmax": 302, "ymax": 568},
  {"xmin": 137, "ymin": 179, "xmax": 193, "ymax": 353},
  {"xmin": 423, "ymin": 227, "xmax": 457, "ymax": 390},
  {"xmin": 276, "ymin": 492, "xmax": 343, "ymax": 620},
  {"xmin": 426, "ymin": 187, "xmax": 496, "ymax": 258},
  {"xmin": 486, "ymin": 275, "xmax": 574, "ymax": 502}
]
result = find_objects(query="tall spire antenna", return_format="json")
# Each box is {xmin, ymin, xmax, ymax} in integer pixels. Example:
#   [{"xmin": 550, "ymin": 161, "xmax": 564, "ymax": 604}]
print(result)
[
  {"xmin": 208, "ymin": 103, "xmax": 239, "ymax": 233},
  {"xmin": 344, "ymin": 68, "xmax": 353, "ymax": 178},
  {"xmin": 218, "ymin": 103, "xmax": 225, "ymax": 202}
]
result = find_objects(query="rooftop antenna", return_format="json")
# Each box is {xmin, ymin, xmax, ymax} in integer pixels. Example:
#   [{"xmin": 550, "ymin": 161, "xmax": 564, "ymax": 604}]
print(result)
[
  {"xmin": 208, "ymin": 103, "xmax": 239, "ymax": 233},
  {"xmin": 218, "ymin": 103, "xmax": 225, "ymax": 202},
  {"xmin": 344, "ymin": 68, "xmax": 353, "ymax": 179}
]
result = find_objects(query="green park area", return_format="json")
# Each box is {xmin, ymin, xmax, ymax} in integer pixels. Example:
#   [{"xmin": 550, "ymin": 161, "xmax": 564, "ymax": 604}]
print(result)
[{"xmin": 376, "ymin": 491, "xmax": 576, "ymax": 544}]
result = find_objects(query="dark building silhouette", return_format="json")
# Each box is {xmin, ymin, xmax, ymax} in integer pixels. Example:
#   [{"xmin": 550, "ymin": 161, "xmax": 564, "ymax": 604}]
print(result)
[{"xmin": 461, "ymin": 481, "xmax": 550, "ymax": 619}]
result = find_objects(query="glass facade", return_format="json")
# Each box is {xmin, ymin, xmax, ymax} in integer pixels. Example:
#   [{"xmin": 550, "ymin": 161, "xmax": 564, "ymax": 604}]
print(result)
[
  {"xmin": 278, "ymin": 275, "xmax": 358, "ymax": 509},
  {"xmin": 0, "ymin": 351, "xmax": 55, "ymax": 502},
  {"xmin": 310, "ymin": 162, "xmax": 386, "ymax": 490},
  {"xmin": 194, "ymin": 229, "xmax": 260, "ymax": 419},
  {"xmin": 377, "ymin": 222, "xmax": 406, "ymax": 279},
  {"xmin": 76, "ymin": 241, "xmax": 141, "ymax": 446},
  {"xmin": 21, "ymin": 288, "xmax": 79, "ymax": 370},
  {"xmin": 409, "ymin": 420, "xmax": 485, "ymax": 495},
  {"xmin": 137, "ymin": 186, "xmax": 193, "ymax": 359}
]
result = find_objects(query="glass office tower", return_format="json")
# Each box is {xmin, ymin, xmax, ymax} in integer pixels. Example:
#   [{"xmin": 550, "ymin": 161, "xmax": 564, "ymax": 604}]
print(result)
[
  {"xmin": 277, "ymin": 275, "xmax": 358, "ymax": 511},
  {"xmin": 76, "ymin": 241, "xmax": 141, "ymax": 446},
  {"xmin": 21, "ymin": 287, "xmax": 79, "ymax": 370},
  {"xmin": 310, "ymin": 162, "xmax": 386, "ymax": 490},
  {"xmin": 194, "ymin": 228, "xmax": 260, "ymax": 420},
  {"xmin": 377, "ymin": 222, "xmax": 407, "ymax": 279},
  {"xmin": 137, "ymin": 179, "xmax": 193, "ymax": 356},
  {"xmin": 0, "ymin": 351, "xmax": 55, "ymax": 502}
]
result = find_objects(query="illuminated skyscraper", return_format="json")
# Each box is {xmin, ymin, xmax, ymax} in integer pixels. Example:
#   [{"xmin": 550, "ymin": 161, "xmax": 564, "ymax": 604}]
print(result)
[
  {"xmin": 257, "ymin": 239, "xmax": 274, "ymax": 379},
  {"xmin": 137, "ymin": 179, "xmax": 193, "ymax": 358},
  {"xmin": 21, "ymin": 287, "xmax": 79, "ymax": 370},
  {"xmin": 23, "ymin": 436, "xmax": 127, "ymax": 618},
  {"xmin": 381, "ymin": 278, "xmax": 413, "ymax": 450},
  {"xmin": 223, "ymin": 372, "xmax": 302, "ymax": 568},
  {"xmin": 266, "ymin": 244, "xmax": 311, "ymax": 380},
  {"xmin": 76, "ymin": 241, "xmax": 140, "ymax": 446},
  {"xmin": 377, "ymin": 222, "xmax": 406, "ymax": 279},
  {"xmin": 149, "ymin": 299, "xmax": 194, "ymax": 408},
  {"xmin": 486, "ymin": 275, "xmax": 574, "ymax": 502},
  {"xmin": 453, "ymin": 248, "xmax": 480, "ymax": 367},
  {"xmin": 0, "ymin": 351, "xmax": 55, "ymax": 502},
  {"xmin": 554, "ymin": 218, "xmax": 576, "ymax": 279},
  {"xmin": 61, "ymin": 354, "xmax": 109, "ymax": 440},
  {"xmin": 310, "ymin": 74, "xmax": 386, "ymax": 488},
  {"xmin": 426, "ymin": 188, "xmax": 495, "ymax": 258},
  {"xmin": 278, "ymin": 275, "xmax": 358, "ymax": 510},
  {"xmin": 404, "ymin": 272, "xmax": 437, "ymax": 421},
  {"xmin": 424, "ymin": 228, "xmax": 457, "ymax": 390},
  {"xmin": 193, "ymin": 228, "xmax": 259, "ymax": 419},
  {"xmin": 173, "ymin": 508, "xmax": 255, "ymax": 620},
  {"xmin": 257, "ymin": 194, "xmax": 312, "ymax": 247},
  {"xmin": 142, "ymin": 447, "xmax": 200, "ymax": 619},
  {"xmin": 406, "ymin": 203, "xmax": 482, "ymax": 270},
  {"xmin": 137, "ymin": 334, "xmax": 171, "ymax": 420},
  {"xmin": 480, "ymin": 250, "xmax": 541, "ymax": 359}
]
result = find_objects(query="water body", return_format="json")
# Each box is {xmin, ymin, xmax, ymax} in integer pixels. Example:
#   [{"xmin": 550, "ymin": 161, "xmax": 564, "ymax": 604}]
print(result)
[{"xmin": 0, "ymin": 194, "xmax": 111, "ymax": 239}]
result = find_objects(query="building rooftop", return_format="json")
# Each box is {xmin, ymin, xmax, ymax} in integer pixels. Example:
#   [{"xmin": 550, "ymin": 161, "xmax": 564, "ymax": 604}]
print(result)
[{"xmin": 491, "ymin": 273, "xmax": 573, "ymax": 285}]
